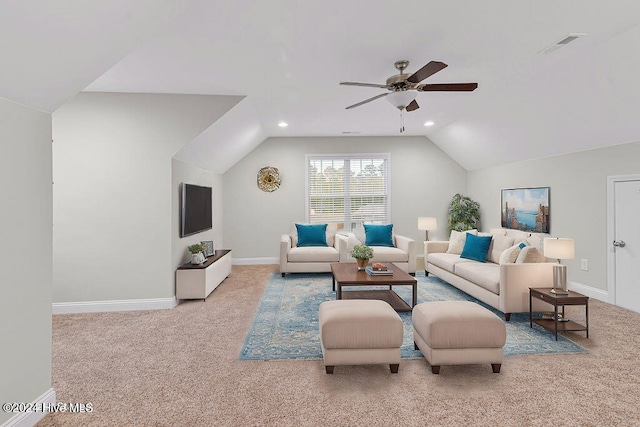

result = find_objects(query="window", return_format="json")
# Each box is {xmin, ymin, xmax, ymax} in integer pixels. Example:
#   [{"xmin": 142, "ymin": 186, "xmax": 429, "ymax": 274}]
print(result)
[{"xmin": 306, "ymin": 154, "xmax": 390, "ymax": 230}]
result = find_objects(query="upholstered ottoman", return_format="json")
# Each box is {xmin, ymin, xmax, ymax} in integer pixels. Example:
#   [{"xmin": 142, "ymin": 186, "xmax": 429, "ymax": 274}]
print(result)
[
  {"xmin": 412, "ymin": 301, "xmax": 506, "ymax": 374},
  {"xmin": 319, "ymin": 299, "xmax": 403, "ymax": 374}
]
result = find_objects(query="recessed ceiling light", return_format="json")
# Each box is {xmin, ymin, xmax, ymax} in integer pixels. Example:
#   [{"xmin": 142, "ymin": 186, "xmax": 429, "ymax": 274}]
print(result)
[
  {"xmin": 424, "ymin": 121, "xmax": 434, "ymax": 127},
  {"xmin": 278, "ymin": 122, "xmax": 288, "ymax": 128}
]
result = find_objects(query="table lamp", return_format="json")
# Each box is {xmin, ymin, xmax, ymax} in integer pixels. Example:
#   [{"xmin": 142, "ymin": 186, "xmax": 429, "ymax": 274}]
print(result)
[
  {"xmin": 543, "ymin": 237, "xmax": 575, "ymax": 295},
  {"xmin": 418, "ymin": 217, "xmax": 437, "ymax": 241}
]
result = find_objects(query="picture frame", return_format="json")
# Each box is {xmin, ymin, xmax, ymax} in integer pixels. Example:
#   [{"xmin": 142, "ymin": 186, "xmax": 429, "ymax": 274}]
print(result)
[
  {"xmin": 501, "ymin": 187, "xmax": 550, "ymax": 233},
  {"xmin": 201, "ymin": 240, "xmax": 215, "ymax": 257}
]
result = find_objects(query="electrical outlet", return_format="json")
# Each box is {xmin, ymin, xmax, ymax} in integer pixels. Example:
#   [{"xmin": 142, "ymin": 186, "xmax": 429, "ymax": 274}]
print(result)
[{"xmin": 581, "ymin": 259, "xmax": 589, "ymax": 271}]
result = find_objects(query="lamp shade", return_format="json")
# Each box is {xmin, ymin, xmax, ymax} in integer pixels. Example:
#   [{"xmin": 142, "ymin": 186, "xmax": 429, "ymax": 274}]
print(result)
[
  {"xmin": 386, "ymin": 91, "xmax": 417, "ymax": 110},
  {"xmin": 544, "ymin": 238, "xmax": 575, "ymax": 260},
  {"xmin": 418, "ymin": 217, "xmax": 437, "ymax": 231}
]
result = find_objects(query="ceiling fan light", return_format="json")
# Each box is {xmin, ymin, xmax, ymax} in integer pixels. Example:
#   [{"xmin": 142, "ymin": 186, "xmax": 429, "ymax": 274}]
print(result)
[{"xmin": 386, "ymin": 91, "xmax": 417, "ymax": 110}]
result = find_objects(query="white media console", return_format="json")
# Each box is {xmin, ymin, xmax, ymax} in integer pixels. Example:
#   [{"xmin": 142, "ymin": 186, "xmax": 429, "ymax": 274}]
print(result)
[{"xmin": 176, "ymin": 249, "xmax": 232, "ymax": 300}]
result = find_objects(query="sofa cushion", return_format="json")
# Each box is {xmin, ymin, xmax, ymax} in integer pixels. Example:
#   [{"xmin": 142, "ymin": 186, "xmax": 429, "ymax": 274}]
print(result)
[
  {"xmin": 487, "ymin": 234, "xmax": 515, "ymax": 264},
  {"xmin": 288, "ymin": 246, "xmax": 340, "ymax": 262},
  {"xmin": 296, "ymin": 223, "xmax": 328, "ymax": 247},
  {"xmin": 454, "ymin": 262, "xmax": 501, "ymax": 295},
  {"xmin": 460, "ymin": 233, "xmax": 493, "ymax": 263},
  {"xmin": 370, "ymin": 246, "xmax": 408, "ymax": 263},
  {"xmin": 364, "ymin": 224, "xmax": 394, "ymax": 247},
  {"xmin": 427, "ymin": 253, "xmax": 475, "ymax": 274},
  {"xmin": 446, "ymin": 229, "xmax": 478, "ymax": 255}
]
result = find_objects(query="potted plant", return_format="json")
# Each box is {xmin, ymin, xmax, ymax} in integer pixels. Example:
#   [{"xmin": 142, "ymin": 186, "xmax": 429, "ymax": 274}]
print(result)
[
  {"xmin": 188, "ymin": 243, "xmax": 208, "ymax": 265},
  {"xmin": 448, "ymin": 193, "xmax": 481, "ymax": 233},
  {"xmin": 350, "ymin": 245, "xmax": 374, "ymax": 270}
]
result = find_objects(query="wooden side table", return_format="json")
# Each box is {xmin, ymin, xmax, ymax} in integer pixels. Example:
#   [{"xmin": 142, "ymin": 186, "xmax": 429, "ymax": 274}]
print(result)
[{"xmin": 529, "ymin": 287, "xmax": 589, "ymax": 340}]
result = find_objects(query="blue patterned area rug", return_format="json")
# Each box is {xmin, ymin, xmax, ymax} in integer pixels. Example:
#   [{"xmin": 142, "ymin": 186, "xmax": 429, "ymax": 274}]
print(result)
[{"xmin": 239, "ymin": 271, "xmax": 586, "ymax": 360}]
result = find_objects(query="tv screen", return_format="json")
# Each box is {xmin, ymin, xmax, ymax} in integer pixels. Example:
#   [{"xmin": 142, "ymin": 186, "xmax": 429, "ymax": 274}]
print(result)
[{"xmin": 181, "ymin": 183, "xmax": 212, "ymax": 237}]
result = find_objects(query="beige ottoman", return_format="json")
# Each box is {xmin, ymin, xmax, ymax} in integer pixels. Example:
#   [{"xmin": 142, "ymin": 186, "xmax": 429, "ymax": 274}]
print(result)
[
  {"xmin": 412, "ymin": 301, "xmax": 506, "ymax": 374},
  {"xmin": 319, "ymin": 299, "xmax": 403, "ymax": 374}
]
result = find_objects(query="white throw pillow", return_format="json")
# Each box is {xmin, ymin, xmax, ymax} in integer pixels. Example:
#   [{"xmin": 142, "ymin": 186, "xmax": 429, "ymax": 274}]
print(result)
[
  {"xmin": 488, "ymin": 235, "xmax": 515, "ymax": 264},
  {"xmin": 446, "ymin": 229, "xmax": 478, "ymax": 255},
  {"xmin": 515, "ymin": 246, "xmax": 546, "ymax": 263},
  {"xmin": 526, "ymin": 233, "xmax": 546, "ymax": 250},
  {"xmin": 499, "ymin": 241, "xmax": 528, "ymax": 264}
]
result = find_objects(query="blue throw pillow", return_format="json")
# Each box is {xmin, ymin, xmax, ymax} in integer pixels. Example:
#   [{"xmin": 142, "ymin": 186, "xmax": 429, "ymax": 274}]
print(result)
[
  {"xmin": 296, "ymin": 223, "xmax": 328, "ymax": 247},
  {"xmin": 460, "ymin": 233, "xmax": 493, "ymax": 263},
  {"xmin": 364, "ymin": 224, "xmax": 394, "ymax": 247}
]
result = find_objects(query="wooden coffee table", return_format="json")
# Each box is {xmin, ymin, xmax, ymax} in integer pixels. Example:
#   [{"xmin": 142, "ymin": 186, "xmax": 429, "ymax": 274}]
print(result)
[{"xmin": 330, "ymin": 263, "xmax": 417, "ymax": 312}]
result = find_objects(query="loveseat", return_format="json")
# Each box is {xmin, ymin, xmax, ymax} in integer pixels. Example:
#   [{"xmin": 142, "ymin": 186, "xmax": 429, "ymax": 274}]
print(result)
[
  {"xmin": 359, "ymin": 234, "xmax": 416, "ymax": 275},
  {"xmin": 280, "ymin": 224, "xmax": 351, "ymax": 276},
  {"xmin": 424, "ymin": 228, "xmax": 555, "ymax": 320},
  {"xmin": 280, "ymin": 223, "xmax": 416, "ymax": 276}
]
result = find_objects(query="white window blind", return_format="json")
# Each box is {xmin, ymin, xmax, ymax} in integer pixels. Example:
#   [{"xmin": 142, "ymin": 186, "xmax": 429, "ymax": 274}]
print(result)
[{"xmin": 306, "ymin": 154, "xmax": 390, "ymax": 229}]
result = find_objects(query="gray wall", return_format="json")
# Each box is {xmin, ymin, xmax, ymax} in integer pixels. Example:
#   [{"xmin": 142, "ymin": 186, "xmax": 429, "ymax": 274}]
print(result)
[
  {"xmin": 0, "ymin": 98, "xmax": 52, "ymax": 424},
  {"xmin": 223, "ymin": 136, "xmax": 468, "ymax": 259},
  {"xmin": 468, "ymin": 140, "xmax": 640, "ymax": 293},
  {"xmin": 52, "ymin": 92, "xmax": 239, "ymax": 303},
  {"xmin": 171, "ymin": 158, "xmax": 224, "ymax": 271}
]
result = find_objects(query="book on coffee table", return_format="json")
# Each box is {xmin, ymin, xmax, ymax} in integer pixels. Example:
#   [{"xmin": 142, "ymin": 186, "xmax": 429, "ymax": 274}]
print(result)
[{"xmin": 365, "ymin": 266, "xmax": 393, "ymax": 276}]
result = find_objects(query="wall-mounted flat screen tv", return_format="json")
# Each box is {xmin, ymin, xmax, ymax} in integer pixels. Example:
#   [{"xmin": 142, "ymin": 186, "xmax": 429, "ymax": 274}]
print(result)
[{"xmin": 181, "ymin": 183, "xmax": 212, "ymax": 237}]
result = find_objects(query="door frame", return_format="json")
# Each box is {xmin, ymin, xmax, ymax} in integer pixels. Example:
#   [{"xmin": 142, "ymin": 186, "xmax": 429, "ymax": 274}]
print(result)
[{"xmin": 606, "ymin": 174, "xmax": 640, "ymax": 305}]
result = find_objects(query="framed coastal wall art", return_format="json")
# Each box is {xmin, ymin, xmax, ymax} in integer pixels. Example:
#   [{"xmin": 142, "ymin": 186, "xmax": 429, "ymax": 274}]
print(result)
[{"xmin": 501, "ymin": 187, "xmax": 550, "ymax": 233}]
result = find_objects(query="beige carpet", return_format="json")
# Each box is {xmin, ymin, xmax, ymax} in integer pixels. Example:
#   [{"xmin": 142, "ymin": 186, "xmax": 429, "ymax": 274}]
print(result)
[{"xmin": 39, "ymin": 265, "xmax": 640, "ymax": 426}]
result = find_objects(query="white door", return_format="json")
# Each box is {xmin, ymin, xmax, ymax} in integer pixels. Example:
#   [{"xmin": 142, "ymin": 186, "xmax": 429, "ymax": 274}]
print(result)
[{"xmin": 613, "ymin": 179, "xmax": 640, "ymax": 312}]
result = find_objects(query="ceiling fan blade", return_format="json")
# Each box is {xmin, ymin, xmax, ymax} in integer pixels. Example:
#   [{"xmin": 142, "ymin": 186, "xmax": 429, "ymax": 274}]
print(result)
[
  {"xmin": 340, "ymin": 81, "xmax": 388, "ymax": 89},
  {"xmin": 405, "ymin": 99, "xmax": 419, "ymax": 112},
  {"xmin": 345, "ymin": 92, "xmax": 389, "ymax": 109},
  {"xmin": 407, "ymin": 61, "xmax": 448, "ymax": 84},
  {"xmin": 418, "ymin": 83, "xmax": 478, "ymax": 92}
]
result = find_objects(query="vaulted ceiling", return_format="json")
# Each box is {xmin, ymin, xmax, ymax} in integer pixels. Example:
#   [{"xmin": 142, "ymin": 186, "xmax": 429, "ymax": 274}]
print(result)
[{"xmin": 2, "ymin": 1, "xmax": 639, "ymax": 172}]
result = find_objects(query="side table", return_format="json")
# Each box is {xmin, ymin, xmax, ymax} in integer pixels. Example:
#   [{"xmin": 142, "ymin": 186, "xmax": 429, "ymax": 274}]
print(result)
[{"xmin": 529, "ymin": 287, "xmax": 589, "ymax": 341}]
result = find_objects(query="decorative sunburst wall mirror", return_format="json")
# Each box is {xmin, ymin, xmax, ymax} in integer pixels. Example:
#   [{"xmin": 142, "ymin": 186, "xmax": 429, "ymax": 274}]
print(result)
[{"xmin": 257, "ymin": 166, "xmax": 281, "ymax": 192}]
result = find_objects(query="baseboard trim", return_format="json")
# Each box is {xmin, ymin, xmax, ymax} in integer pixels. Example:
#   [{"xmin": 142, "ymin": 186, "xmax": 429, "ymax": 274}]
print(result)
[
  {"xmin": 1, "ymin": 388, "xmax": 56, "ymax": 427},
  {"xmin": 52, "ymin": 297, "xmax": 177, "ymax": 314},
  {"xmin": 233, "ymin": 257, "xmax": 278, "ymax": 265},
  {"xmin": 567, "ymin": 281, "xmax": 609, "ymax": 303}
]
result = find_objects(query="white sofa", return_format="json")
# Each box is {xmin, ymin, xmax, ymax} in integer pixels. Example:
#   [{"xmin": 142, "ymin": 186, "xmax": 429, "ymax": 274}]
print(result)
[
  {"xmin": 280, "ymin": 223, "xmax": 416, "ymax": 276},
  {"xmin": 280, "ymin": 224, "xmax": 351, "ymax": 276},
  {"xmin": 353, "ymin": 234, "xmax": 417, "ymax": 275},
  {"xmin": 424, "ymin": 228, "xmax": 555, "ymax": 320}
]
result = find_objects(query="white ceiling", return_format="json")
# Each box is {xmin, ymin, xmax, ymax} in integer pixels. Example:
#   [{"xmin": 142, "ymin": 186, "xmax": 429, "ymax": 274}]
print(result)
[{"xmin": 2, "ymin": 1, "xmax": 640, "ymax": 171}]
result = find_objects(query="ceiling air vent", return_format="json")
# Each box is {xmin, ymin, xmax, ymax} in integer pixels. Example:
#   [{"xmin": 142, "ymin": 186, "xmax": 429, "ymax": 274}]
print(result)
[{"xmin": 538, "ymin": 33, "xmax": 586, "ymax": 54}]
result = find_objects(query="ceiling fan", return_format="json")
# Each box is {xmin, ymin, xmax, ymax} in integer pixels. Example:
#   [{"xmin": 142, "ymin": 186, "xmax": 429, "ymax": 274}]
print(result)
[{"xmin": 340, "ymin": 60, "xmax": 478, "ymax": 112}]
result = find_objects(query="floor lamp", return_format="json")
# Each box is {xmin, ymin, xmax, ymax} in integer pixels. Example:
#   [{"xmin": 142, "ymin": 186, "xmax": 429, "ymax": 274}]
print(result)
[
  {"xmin": 418, "ymin": 217, "xmax": 437, "ymax": 241},
  {"xmin": 543, "ymin": 237, "xmax": 575, "ymax": 295}
]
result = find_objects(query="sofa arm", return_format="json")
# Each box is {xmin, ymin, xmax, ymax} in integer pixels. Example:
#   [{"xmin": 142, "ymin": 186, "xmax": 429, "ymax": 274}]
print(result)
[
  {"xmin": 335, "ymin": 234, "xmax": 351, "ymax": 263},
  {"xmin": 499, "ymin": 262, "xmax": 556, "ymax": 314},
  {"xmin": 425, "ymin": 241, "xmax": 449, "ymax": 256},
  {"xmin": 394, "ymin": 234, "xmax": 416, "ymax": 273},
  {"xmin": 280, "ymin": 234, "xmax": 292, "ymax": 273}
]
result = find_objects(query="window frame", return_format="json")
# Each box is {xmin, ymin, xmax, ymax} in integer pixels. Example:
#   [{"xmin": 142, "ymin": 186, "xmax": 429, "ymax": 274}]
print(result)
[{"xmin": 305, "ymin": 153, "xmax": 391, "ymax": 230}]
